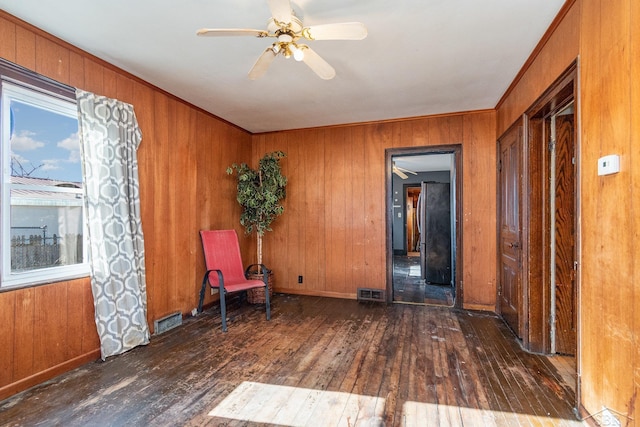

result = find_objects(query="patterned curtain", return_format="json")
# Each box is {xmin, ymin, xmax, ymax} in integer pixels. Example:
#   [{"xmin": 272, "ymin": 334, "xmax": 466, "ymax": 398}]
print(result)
[{"xmin": 76, "ymin": 89, "xmax": 150, "ymax": 359}]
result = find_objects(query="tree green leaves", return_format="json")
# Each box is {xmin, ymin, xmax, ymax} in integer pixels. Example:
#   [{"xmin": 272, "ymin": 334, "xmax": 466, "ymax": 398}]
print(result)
[{"xmin": 227, "ymin": 151, "xmax": 287, "ymax": 237}]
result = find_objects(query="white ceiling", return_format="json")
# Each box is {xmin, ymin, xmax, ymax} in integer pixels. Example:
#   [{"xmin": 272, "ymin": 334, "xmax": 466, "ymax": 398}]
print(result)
[
  {"xmin": 0, "ymin": 0, "xmax": 564, "ymax": 134},
  {"xmin": 394, "ymin": 154, "xmax": 453, "ymax": 174}
]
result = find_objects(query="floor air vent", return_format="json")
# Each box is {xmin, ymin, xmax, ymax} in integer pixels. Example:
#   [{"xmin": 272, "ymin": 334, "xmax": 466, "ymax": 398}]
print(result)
[
  {"xmin": 154, "ymin": 311, "xmax": 182, "ymax": 335},
  {"xmin": 357, "ymin": 288, "xmax": 385, "ymax": 302}
]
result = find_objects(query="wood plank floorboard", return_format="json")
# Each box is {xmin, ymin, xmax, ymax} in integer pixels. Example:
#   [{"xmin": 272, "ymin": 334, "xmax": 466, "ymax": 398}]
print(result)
[
  {"xmin": 547, "ymin": 356, "xmax": 576, "ymax": 395},
  {"xmin": 0, "ymin": 294, "xmax": 585, "ymax": 426}
]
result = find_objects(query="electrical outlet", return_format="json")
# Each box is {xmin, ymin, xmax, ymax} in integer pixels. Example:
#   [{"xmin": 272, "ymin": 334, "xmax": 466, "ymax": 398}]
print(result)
[{"xmin": 298, "ymin": 275, "xmax": 303, "ymax": 284}]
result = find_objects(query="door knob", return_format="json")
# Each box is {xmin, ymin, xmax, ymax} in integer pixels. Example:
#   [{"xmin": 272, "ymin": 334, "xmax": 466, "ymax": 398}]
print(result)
[{"xmin": 509, "ymin": 242, "xmax": 520, "ymax": 248}]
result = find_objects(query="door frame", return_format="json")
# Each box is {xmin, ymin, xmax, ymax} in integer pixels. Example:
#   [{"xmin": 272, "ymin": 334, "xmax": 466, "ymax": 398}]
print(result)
[
  {"xmin": 523, "ymin": 61, "xmax": 579, "ymax": 354},
  {"xmin": 520, "ymin": 60, "xmax": 580, "ymax": 408},
  {"xmin": 385, "ymin": 145, "xmax": 463, "ymax": 308}
]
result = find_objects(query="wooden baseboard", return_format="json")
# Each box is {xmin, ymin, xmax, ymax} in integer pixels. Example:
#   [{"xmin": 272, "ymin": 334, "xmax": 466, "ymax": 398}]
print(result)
[
  {"xmin": 0, "ymin": 349, "xmax": 101, "ymax": 401},
  {"xmin": 577, "ymin": 404, "xmax": 601, "ymax": 426},
  {"xmin": 275, "ymin": 291, "xmax": 496, "ymax": 311},
  {"xmin": 462, "ymin": 302, "xmax": 495, "ymax": 312},
  {"xmin": 274, "ymin": 288, "xmax": 357, "ymax": 300}
]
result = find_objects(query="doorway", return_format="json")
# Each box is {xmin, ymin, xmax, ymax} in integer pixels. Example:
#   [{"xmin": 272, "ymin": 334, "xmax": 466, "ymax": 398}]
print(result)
[
  {"xmin": 529, "ymin": 82, "xmax": 578, "ymax": 405},
  {"xmin": 548, "ymin": 101, "xmax": 577, "ymax": 355},
  {"xmin": 386, "ymin": 145, "xmax": 462, "ymax": 308},
  {"xmin": 525, "ymin": 64, "xmax": 578, "ymax": 357},
  {"xmin": 497, "ymin": 61, "xmax": 579, "ymax": 404},
  {"xmin": 406, "ymin": 186, "xmax": 420, "ymax": 255},
  {"xmin": 498, "ymin": 63, "xmax": 579, "ymax": 355}
]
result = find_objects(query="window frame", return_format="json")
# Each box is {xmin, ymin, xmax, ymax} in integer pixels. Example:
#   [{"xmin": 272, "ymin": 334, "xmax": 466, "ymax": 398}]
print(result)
[{"xmin": 0, "ymin": 59, "xmax": 89, "ymax": 290}]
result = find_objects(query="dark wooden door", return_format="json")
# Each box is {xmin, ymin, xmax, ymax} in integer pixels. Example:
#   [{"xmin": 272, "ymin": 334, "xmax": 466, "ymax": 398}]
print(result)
[
  {"xmin": 553, "ymin": 113, "xmax": 576, "ymax": 355},
  {"xmin": 498, "ymin": 126, "xmax": 523, "ymax": 337}
]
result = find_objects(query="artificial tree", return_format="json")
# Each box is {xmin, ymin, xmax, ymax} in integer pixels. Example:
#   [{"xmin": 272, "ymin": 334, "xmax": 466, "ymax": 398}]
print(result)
[{"xmin": 226, "ymin": 150, "xmax": 287, "ymax": 267}]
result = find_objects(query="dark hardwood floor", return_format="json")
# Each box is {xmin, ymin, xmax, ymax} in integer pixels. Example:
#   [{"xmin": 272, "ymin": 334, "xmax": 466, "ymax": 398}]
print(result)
[{"xmin": 0, "ymin": 294, "xmax": 584, "ymax": 426}]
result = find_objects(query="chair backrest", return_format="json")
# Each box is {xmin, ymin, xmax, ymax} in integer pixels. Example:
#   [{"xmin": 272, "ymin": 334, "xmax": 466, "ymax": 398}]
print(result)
[{"xmin": 200, "ymin": 230, "xmax": 247, "ymax": 286}]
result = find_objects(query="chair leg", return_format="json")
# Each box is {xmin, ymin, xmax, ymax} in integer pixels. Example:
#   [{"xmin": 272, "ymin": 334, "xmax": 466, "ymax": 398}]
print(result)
[
  {"xmin": 220, "ymin": 290, "xmax": 228, "ymax": 332},
  {"xmin": 197, "ymin": 272, "xmax": 209, "ymax": 313},
  {"xmin": 265, "ymin": 289, "xmax": 271, "ymax": 321},
  {"xmin": 264, "ymin": 276, "xmax": 271, "ymax": 321}
]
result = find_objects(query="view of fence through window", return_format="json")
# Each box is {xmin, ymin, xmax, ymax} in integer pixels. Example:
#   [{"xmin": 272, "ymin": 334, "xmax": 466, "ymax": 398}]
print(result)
[
  {"xmin": 4, "ymin": 83, "xmax": 84, "ymax": 274},
  {"xmin": 10, "ymin": 203, "xmax": 84, "ymax": 271}
]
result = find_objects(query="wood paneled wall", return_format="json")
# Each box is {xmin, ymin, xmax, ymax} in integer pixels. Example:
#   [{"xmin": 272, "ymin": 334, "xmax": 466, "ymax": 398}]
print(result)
[
  {"xmin": 497, "ymin": 0, "xmax": 639, "ymax": 423},
  {"xmin": 578, "ymin": 0, "xmax": 639, "ymax": 424},
  {"xmin": 496, "ymin": 1, "xmax": 580, "ymax": 136},
  {"xmin": 0, "ymin": 278, "xmax": 97, "ymax": 398},
  {"xmin": 252, "ymin": 111, "xmax": 497, "ymax": 309},
  {"xmin": 0, "ymin": 12, "xmax": 252, "ymax": 400}
]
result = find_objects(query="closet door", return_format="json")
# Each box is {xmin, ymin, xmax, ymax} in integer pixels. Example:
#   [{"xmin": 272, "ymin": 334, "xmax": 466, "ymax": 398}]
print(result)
[{"xmin": 498, "ymin": 125, "xmax": 523, "ymax": 337}]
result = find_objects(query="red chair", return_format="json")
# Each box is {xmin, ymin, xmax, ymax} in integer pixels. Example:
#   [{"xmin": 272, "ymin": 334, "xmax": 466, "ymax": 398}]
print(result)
[{"xmin": 197, "ymin": 230, "xmax": 271, "ymax": 332}]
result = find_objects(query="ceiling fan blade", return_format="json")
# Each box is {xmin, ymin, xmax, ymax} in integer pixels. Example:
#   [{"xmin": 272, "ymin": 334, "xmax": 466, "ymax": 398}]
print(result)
[
  {"xmin": 393, "ymin": 167, "xmax": 408, "ymax": 180},
  {"xmin": 197, "ymin": 28, "xmax": 268, "ymax": 37},
  {"xmin": 303, "ymin": 22, "xmax": 368, "ymax": 41},
  {"xmin": 248, "ymin": 48, "xmax": 277, "ymax": 80},
  {"xmin": 397, "ymin": 166, "xmax": 417, "ymax": 175},
  {"xmin": 267, "ymin": 0, "xmax": 292, "ymax": 24},
  {"xmin": 301, "ymin": 47, "xmax": 335, "ymax": 80}
]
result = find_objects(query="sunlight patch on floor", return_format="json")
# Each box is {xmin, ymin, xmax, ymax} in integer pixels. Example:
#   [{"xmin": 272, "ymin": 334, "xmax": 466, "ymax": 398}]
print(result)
[
  {"xmin": 403, "ymin": 401, "xmax": 497, "ymax": 427},
  {"xmin": 409, "ymin": 265, "xmax": 421, "ymax": 277},
  {"xmin": 208, "ymin": 381, "xmax": 383, "ymax": 426},
  {"xmin": 402, "ymin": 401, "xmax": 587, "ymax": 426},
  {"xmin": 209, "ymin": 382, "xmax": 586, "ymax": 426}
]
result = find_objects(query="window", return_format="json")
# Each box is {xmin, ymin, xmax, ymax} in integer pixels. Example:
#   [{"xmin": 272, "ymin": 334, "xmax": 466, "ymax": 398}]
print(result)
[{"xmin": 1, "ymin": 62, "xmax": 89, "ymax": 289}]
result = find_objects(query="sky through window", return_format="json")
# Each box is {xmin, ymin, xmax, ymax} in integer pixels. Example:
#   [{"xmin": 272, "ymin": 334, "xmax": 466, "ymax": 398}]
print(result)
[{"xmin": 10, "ymin": 100, "xmax": 80, "ymax": 183}]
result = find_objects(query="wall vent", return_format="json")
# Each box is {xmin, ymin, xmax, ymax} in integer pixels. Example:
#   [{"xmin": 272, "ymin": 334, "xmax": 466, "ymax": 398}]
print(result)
[
  {"xmin": 357, "ymin": 288, "xmax": 385, "ymax": 302},
  {"xmin": 154, "ymin": 311, "xmax": 182, "ymax": 335}
]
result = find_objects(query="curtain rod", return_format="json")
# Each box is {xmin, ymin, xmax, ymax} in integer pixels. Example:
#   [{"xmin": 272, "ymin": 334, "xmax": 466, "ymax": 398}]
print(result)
[{"xmin": 0, "ymin": 57, "xmax": 76, "ymax": 100}]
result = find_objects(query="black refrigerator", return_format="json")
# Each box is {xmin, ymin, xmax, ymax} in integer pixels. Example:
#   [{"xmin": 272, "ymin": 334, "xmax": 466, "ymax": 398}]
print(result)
[{"xmin": 417, "ymin": 182, "xmax": 452, "ymax": 285}]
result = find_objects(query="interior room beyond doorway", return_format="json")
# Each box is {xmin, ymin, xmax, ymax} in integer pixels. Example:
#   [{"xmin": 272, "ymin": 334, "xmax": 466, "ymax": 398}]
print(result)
[{"xmin": 389, "ymin": 150, "xmax": 458, "ymax": 307}]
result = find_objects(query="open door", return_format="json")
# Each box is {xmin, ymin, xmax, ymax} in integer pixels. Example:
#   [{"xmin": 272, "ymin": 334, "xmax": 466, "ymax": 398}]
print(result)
[{"xmin": 406, "ymin": 186, "xmax": 420, "ymax": 254}]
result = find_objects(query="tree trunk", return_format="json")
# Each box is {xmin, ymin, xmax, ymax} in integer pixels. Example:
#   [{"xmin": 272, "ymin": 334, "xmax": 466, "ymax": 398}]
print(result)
[{"xmin": 257, "ymin": 232, "xmax": 263, "ymax": 265}]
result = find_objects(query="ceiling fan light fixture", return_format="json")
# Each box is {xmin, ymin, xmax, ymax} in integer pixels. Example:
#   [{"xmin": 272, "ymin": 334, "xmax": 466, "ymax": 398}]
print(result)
[
  {"xmin": 291, "ymin": 44, "xmax": 304, "ymax": 61},
  {"xmin": 277, "ymin": 33, "xmax": 293, "ymax": 43}
]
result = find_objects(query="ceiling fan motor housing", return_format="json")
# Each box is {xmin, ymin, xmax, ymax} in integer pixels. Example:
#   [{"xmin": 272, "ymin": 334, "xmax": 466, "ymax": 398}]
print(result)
[{"xmin": 268, "ymin": 15, "xmax": 303, "ymax": 37}]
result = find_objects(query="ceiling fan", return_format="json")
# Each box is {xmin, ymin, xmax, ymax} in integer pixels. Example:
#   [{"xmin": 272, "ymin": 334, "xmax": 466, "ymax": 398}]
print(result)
[
  {"xmin": 393, "ymin": 162, "xmax": 418, "ymax": 180},
  {"xmin": 196, "ymin": 0, "xmax": 367, "ymax": 80}
]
